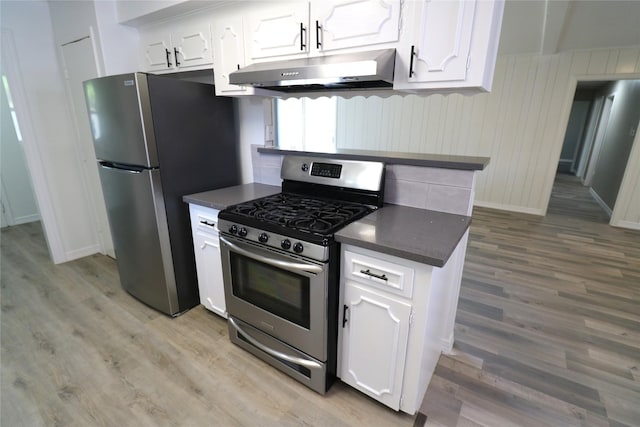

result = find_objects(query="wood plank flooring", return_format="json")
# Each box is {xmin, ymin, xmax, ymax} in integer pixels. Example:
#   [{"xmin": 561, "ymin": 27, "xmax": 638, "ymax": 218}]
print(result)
[
  {"xmin": 421, "ymin": 175, "xmax": 640, "ymax": 426},
  {"xmin": 0, "ymin": 222, "xmax": 416, "ymax": 427},
  {"xmin": 2, "ymin": 174, "xmax": 639, "ymax": 426}
]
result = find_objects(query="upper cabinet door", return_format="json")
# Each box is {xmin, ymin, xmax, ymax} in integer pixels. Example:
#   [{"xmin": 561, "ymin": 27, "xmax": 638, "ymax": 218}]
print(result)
[
  {"xmin": 213, "ymin": 16, "xmax": 248, "ymax": 94},
  {"xmin": 172, "ymin": 21, "xmax": 213, "ymax": 70},
  {"xmin": 141, "ymin": 29, "xmax": 173, "ymax": 72},
  {"xmin": 314, "ymin": 0, "xmax": 401, "ymax": 52},
  {"xmin": 393, "ymin": 0, "xmax": 503, "ymax": 92},
  {"xmin": 410, "ymin": 0, "xmax": 476, "ymax": 83},
  {"xmin": 246, "ymin": 2, "xmax": 310, "ymax": 60}
]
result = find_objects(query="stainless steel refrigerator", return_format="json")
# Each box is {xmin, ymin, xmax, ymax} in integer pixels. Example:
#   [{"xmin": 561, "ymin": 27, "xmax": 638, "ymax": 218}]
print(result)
[{"xmin": 83, "ymin": 72, "xmax": 239, "ymax": 316}]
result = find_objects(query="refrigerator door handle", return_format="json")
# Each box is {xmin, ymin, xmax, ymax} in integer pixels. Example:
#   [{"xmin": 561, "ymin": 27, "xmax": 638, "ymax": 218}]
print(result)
[{"xmin": 99, "ymin": 161, "xmax": 144, "ymax": 174}]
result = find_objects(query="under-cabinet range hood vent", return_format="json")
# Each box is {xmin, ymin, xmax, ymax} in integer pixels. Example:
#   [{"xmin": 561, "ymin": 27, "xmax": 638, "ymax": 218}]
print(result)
[{"xmin": 229, "ymin": 49, "xmax": 396, "ymax": 93}]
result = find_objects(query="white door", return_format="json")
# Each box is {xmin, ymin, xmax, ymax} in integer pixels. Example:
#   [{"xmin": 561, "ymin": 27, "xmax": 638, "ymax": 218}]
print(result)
[
  {"xmin": 313, "ymin": 0, "xmax": 401, "ymax": 52},
  {"xmin": 0, "ymin": 66, "xmax": 39, "ymax": 227},
  {"xmin": 61, "ymin": 37, "xmax": 115, "ymax": 257},
  {"xmin": 340, "ymin": 281, "xmax": 411, "ymax": 411}
]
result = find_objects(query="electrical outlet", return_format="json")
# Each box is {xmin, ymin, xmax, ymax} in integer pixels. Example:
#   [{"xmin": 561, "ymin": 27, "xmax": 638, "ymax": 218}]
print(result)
[
  {"xmin": 630, "ymin": 127, "xmax": 637, "ymax": 137},
  {"xmin": 265, "ymin": 125, "xmax": 274, "ymax": 142}
]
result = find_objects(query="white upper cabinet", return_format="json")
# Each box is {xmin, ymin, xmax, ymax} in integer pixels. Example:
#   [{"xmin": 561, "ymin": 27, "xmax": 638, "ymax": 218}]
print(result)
[
  {"xmin": 393, "ymin": 0, "xmax": 504, "ymax": 92},
  {"xmin": 141, "ymin": 27, "xmax": 175, "ymax": 72},
  {"xmin": 246, "ymin": 0, "xmax": 402, "ymax": 62},
  {"xmin": 213, "ymin": 16, "xmax": 249, "ymax": 94},
  {"xmin": 140, "ymin": 15, "xmax": 213, "ymax": 73},
  {"xmin": 246, "ymin": 2, "xmax": 311, "ymax": 60},
  {"xmin": 313, "ymin": 0, "xmax": 401, "ymax": 53}
]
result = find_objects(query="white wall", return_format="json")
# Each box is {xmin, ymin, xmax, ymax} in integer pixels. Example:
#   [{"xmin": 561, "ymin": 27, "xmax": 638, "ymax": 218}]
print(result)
[
  {"xmin": 0, "ymin": 1, "xmax": 100, "ymax": 262},
  {"xmin": 94, "ymin": 1, "xmax": 140, "ymax": 75},
  {"xmin": 335, "ymin": 47, "xmax": 640, "ymax": 227}
]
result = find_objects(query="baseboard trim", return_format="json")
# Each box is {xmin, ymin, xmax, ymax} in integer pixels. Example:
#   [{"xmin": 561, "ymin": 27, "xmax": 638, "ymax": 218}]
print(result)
[
  {"xmin": 611, "ymin": 220, "xmax": 640, "ymax": 230},
  {"xmin": 589, "ymin": 188, "xmax": 613, "ymax": 217},
  {"xmin": 473, "ymin": 200, "xmax": 544, "ymax": 216},
  {"xmin": 441, "ymin": 334, "xmax": 454, "ymax": 354},
  {"xmin": 64, "ymin": 244, "xmax": 100, "ymax": 263},
  {"xmin": 13, "ymin": 214, "xmax": 41, "ymax": 225}
]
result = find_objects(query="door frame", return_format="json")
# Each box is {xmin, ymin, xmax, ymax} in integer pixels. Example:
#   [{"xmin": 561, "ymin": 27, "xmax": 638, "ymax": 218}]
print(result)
[
  {"xmin": 544, "ymin": 72, "xmax": 640, "ymax": 228},
  {"xmin": 1, "ymin": 29, "xmax": 66, "ymax": 262},
  {"xmin": 59, "ymin": 34, "xmax": 114, "ymax": 257}
]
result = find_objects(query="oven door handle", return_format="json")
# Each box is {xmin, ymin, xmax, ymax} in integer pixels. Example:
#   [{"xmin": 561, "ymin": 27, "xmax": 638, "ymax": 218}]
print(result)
[
  {"xmin": 228, "ymin": 317, "xmax": 323, "ymax": 370},
  {"xmin": 220, "ymin": 236, "xmax": 323, "ymax": 274}
]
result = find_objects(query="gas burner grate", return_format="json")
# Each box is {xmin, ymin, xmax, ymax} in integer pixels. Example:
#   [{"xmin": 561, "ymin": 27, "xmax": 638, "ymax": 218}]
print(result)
[{"xmin": 226, "ymin": 193, "xmax": 373, "ymax": 235}]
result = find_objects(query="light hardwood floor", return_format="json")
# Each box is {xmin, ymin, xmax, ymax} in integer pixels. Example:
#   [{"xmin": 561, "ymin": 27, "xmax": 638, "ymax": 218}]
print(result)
[{"xmin": 2, "ymin": 175, "xmax": 639, "ymax": 426}]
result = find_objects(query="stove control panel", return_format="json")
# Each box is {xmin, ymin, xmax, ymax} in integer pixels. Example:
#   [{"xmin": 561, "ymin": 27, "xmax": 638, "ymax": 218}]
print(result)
[
  {"xmin": 310, "ymin": 162, "xmax": 342, "ymax": 179},
  {"xmin": 219, "ymin": 219, "xmax": 329, "ymax": 262}
]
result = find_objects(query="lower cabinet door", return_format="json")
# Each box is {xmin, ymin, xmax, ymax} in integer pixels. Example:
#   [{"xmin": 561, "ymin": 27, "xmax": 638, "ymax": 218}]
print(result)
[
  {"xmin": 340, "ymin": 281, "xmax": 411, "ymax": 410},
  {"xmin": 193, "ymin": 230, "xmax": 226, "ymax": 317}
]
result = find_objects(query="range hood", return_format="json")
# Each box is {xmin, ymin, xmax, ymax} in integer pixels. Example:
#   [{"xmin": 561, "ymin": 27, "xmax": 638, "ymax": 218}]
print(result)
[{"xmin": 229, "ymin": 49, "xmax": 396, "ymax": 93}]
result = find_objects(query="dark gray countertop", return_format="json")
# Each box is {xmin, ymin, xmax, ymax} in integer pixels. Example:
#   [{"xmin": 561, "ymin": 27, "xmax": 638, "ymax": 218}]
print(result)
[
  {"xmin": 335, "ymin": 204, "xmax": 471, "ymax": 267},
  {"xmin": 183, "ymin": 183, "xmax": 281, "ymax": 210},
  {"xmin": 258, "ymin": 147, "xmax": 489, "ymax": 171}
]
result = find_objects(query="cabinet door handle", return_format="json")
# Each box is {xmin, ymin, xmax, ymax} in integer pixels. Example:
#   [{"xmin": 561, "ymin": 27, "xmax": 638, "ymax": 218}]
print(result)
[
  {"xmin": 409, "ymin": 45, "xmax": 416, "ymax": 78},
  {"xmin": 315, "ymin": 20, "xmax": 322, "ymax": 49},
  {"xmin": 199, "ymin": 220, "xmax": 215, "ymax": 227},
  {"xmin": 165, "ymin": 48, "xmax": 172, "ymax": 67},
  {"xmin": 300, "ymin": 22, "xmax": 307, "ymax": 51},
  {"xmin": 360, "ymin": 269, "xmax": 388, "ymax": 281},
  {"xmin": 342, "ymin": 305, "xmax": 349, "ymax": 328},
  {"xmin": 174, "ymin": 47, "xmax": 181, "ymax": 67}
]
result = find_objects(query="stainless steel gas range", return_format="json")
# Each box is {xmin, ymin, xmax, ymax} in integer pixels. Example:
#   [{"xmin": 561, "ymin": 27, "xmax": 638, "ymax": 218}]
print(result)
[{"xmin": 218, "ymin": 155, "xmax": 385, "ymax": 393}]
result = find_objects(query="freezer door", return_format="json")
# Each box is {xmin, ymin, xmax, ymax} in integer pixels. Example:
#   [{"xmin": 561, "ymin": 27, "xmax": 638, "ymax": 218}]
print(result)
[
  {"xmin": 98, "ymin": 163, "xmax": 178, "ymax": 315},
  {"xmin": 84, "ymin": 73, "xmax": 158, "ymax": 167}
]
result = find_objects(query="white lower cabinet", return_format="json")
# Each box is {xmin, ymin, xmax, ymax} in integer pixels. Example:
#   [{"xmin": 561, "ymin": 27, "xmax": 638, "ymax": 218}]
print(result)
[
  {"xmin": 188, "ymin": 204, "xmax": 226, "ymax": 318},
  {"xmin": 338, "ymin": 244, "xmax": 456, "ymax": 415},
  {"xmin": 340, "ymin": 281, "xmax": 411, "ymax": 410}
]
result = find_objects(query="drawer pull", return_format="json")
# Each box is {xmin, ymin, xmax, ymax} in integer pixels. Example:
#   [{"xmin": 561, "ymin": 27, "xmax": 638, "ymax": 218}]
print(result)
[
  {"xmin": 360, "ymin": 269, "xmax": 388, "ymax": 281},
  {"xmin": 200, "ymin": 220, "xmax": 215, "ymax": 227}
]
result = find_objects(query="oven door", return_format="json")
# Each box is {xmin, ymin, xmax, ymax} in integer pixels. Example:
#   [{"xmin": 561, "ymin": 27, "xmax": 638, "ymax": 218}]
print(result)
[{"xmin": 219, "ymin": 235, "xmax": 328, "ymax": 361}]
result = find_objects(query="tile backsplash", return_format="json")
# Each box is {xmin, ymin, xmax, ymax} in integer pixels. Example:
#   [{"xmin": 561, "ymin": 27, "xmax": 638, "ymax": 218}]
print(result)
[
  {"xmin": 384, "ymin": 165, "xmax": 476, "ymax": 216},
  {"xmin": 251, "ymin": 145, "xmax": 283, "ymax": 186}
]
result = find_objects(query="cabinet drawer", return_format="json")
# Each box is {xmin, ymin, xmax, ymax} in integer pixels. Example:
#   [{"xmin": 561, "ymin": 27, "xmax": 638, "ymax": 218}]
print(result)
[
  {"xmin": 343, "ymin": 250, "xmax": 414, "ymax": 299},
  {"xmin": 189, "ymin": 204, "xmax": 220, "ymax": 235}
]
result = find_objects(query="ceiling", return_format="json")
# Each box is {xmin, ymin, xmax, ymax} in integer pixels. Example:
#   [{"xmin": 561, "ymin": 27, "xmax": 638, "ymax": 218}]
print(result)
[{"xmin": 497, "ymin": 0, "xmax": 640, "ymax": 55}]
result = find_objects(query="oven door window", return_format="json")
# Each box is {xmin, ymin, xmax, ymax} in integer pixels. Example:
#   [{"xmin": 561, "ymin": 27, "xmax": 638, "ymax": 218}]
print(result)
[{"xmin": 230, "ymin": 252, "xmax": 311, "ymax": 329}]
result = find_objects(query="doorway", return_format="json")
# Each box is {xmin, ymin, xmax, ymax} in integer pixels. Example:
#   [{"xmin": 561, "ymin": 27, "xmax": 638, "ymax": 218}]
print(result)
[
  {"xmin": 555, "ymin": 79, "xmax": 640, "ymax": 222},
  {"xmin": 0, "ymin": 48, "xmax": 40, "ymax": 227}
]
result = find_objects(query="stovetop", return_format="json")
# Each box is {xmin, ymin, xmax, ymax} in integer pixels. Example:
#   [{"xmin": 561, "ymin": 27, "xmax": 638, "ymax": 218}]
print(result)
[{"xmin": 219, "ymin": 192, "xmax": 375, "ymax": 241}]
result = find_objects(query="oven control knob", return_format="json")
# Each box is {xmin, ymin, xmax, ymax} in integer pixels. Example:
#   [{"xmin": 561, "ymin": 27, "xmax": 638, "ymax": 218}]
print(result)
[
  {"xmin": 281, "ymin": 239, "xmax": 291, "ymax": 250},
  {"xmin": 238, "ymin": 227, "xmax": 248, "ymax": 237},
  {"xmin": 259, "ymin": 233, "xmax": 269, "ymax": 243},
  {"xmin": 229, "ymin": 225, "xmax": 238, "ymax": 234},
  {"xmin": 293, "ymin": 242, "xmax": 304, "ymax": 253},
  {"xmin": 301, "ymin": 163, "xmax": 309, "ymax": 172}
]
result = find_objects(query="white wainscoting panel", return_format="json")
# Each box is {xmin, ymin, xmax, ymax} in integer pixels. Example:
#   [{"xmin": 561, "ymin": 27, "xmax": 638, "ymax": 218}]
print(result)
[{"xmin": 336, "ymin": 47, "xmax": 640, "ymax": 228}]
